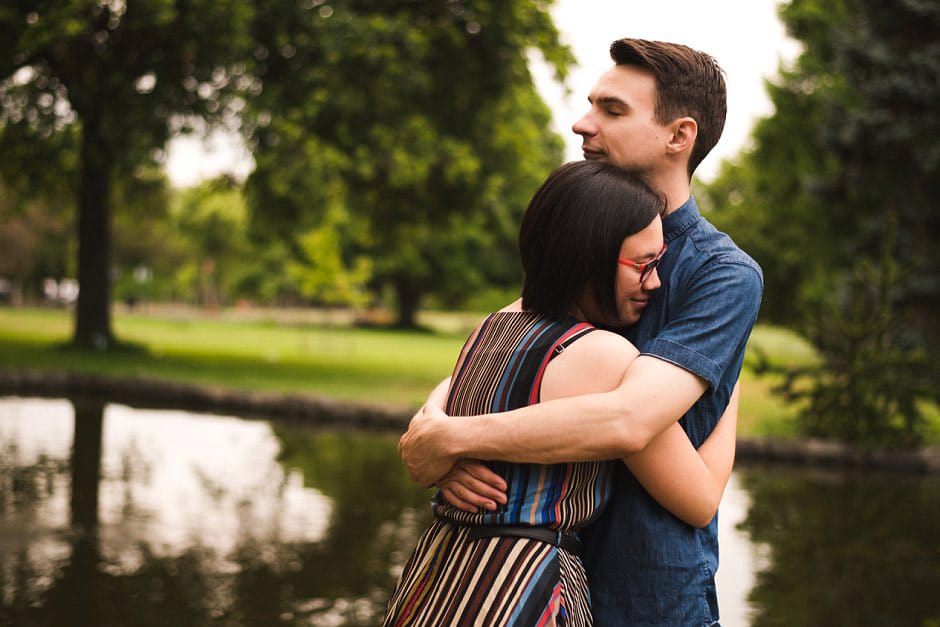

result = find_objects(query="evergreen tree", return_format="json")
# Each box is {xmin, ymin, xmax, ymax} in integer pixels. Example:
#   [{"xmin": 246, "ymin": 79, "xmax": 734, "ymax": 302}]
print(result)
[{"xmin": 702, "ymin": 0, "xmax": 940, "ymax": 445}]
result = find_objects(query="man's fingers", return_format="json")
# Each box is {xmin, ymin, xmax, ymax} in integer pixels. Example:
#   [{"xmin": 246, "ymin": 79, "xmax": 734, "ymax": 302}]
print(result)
[
  {"xmin": 396, "ymin": 405, "xmax": 457, "ymax": 487},
  {"xmin": 410, "ymin": 466, "xmax": 437, "ymax": 489},
  {"xmin": 403, "ymin": 455, "xmax": 451, "ymax": 488}
]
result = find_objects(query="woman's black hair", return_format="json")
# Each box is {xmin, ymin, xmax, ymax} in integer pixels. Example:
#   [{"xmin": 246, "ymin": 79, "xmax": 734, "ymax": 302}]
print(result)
[{"xmin": 519, "ymin": 160, "xmax": 665, "ymax": 320}]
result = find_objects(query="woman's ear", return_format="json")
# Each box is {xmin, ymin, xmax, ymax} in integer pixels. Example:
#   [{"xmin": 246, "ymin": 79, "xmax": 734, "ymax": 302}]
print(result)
[{"xmin": 666, "ymin": 117, "xmax": 697, "ymax": 155}]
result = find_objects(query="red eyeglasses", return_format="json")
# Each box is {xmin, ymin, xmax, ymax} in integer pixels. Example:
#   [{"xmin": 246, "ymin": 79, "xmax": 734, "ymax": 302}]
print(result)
[{"xmin": 619, "ymin": 243, "xmax": 668, "ymax": 283}]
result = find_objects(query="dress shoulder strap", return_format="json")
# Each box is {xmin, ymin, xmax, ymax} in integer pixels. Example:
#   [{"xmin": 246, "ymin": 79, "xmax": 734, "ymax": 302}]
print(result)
[
  {"xmin": 548, "ymin": 321, "xmax": 596, "ymax": 360},
  {"xmin": 526, "ymin": 320, "xmax": 595, "ymax": 406}
]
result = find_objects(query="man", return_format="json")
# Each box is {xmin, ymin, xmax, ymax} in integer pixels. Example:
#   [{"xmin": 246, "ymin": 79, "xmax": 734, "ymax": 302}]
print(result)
[{"xmin": 399, "ymin": 38, "xmax": 763, "ymax": 626}]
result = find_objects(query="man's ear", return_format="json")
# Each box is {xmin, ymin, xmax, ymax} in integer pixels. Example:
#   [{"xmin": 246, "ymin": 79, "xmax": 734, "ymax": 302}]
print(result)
[{"xmin": 666, "ymin": 117, "xmax": 697, "ymax": 155}]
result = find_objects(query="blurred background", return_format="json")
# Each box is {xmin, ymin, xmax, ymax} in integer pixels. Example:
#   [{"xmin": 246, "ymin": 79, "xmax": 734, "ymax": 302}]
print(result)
[{"xmin": 1, "ymin": 1, "xmax": 938, "ymax": 625}]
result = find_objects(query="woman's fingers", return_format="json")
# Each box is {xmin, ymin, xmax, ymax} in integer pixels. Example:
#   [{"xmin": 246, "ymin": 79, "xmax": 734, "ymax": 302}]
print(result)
[
  {"xmin": 439, "ymin": 484, "xmax": 486, "ymax": 513},
  {"xmin": 454, "ymin": 460, "xmax": 508, "ymax": 504},
  {"xmin": 437, "ymin": 461, "xmax": 508, "ymax": 512}
]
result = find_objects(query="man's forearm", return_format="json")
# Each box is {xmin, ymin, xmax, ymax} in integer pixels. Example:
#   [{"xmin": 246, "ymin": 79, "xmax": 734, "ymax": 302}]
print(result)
[
  {"xmin": 426, "ymin": 377, "xmax": 451, "ymax": 412},
  {"xmin": 445, "ymin": 355, "xmax": 706, "ymax": 464},
  {"xmin": 443, "ymin": 391, "xmax": 637, "ymax": 463}
]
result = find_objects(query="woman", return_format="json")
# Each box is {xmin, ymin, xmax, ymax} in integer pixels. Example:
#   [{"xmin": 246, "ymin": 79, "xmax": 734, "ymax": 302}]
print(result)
[{"xmin": 384, "ymin": 161, "xmax": 737, "ymax": 626}]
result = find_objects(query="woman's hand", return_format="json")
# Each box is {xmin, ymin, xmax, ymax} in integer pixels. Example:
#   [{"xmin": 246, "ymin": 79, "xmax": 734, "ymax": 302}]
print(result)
[{"xmin": 437, "ymin": 460, "xmax": 508, "ymax": 513}]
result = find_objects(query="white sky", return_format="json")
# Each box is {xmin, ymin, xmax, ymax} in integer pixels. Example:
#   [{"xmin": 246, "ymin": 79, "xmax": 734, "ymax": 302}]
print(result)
[
  {"xmin": 534, "ymin": 0, "xmax": 801, "ymax": 181},
  {"xmin": 165, "ymin": 0, "xmax": 800, "ymax": 187}
]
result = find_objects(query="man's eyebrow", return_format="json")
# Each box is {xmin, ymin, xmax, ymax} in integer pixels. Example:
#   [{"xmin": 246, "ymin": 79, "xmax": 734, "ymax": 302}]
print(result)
[{"xmin": 588, "ymin": 95, "xmax": 628, "ymax": 107}]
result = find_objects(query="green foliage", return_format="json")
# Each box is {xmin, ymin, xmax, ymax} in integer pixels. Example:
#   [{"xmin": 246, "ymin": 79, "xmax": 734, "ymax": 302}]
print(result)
[
  {"xmin": 110, "ymin": 166, "xmax": 183, "ymax": 304},
  {"xmin": 288, "ymin": 205, "xmax": 373, "ymax": 308},
  {"xmin": 244, "ymin": 0, "xmax": 571, "ymax": 326},
  {"xmin": 738, "ymin": 466, "xmax": 940, "ymax": 626},
  {"xmin": 0, "ymin": 179, "xmax": 73, "ymax": 301},
  {"xmin": 702, "ymin": 0, "xmax": 940, "ymax": 446},
  {"xmin": 1, "ymin": 1, "xmax": 571, "ymax": 333},
  {"xmin": 758, "ymin": 261, "xmax": 931, "ymax": 447},
  {"xmin": 170, "ymin": 176, "xmax": 253, "ymax": 307},
  {"xmin": 0, "ymin": 0, "xmax": 259, "ymax": 347}
]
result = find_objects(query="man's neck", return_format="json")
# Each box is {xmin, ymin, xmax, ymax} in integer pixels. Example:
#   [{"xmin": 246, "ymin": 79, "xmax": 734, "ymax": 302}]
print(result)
[{"xmin": 648, "ymin": 170, "xmax": 692, "ymax": 216}]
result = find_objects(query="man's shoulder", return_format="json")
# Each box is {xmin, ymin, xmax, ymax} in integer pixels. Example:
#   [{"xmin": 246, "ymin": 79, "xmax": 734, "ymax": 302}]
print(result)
[{"xmin": 678, "ymin": 215, "xmax": 763, "ymax": 283}]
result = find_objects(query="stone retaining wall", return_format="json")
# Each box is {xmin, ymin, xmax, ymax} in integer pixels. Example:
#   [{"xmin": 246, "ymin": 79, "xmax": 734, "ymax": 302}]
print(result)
[
  {"xmin": 736, "ymin": 436, "xmax": 940, "ymax": 473},
  {"xmin": 0, "ymin": 369, "xmax": 411, "ymax": 430}
]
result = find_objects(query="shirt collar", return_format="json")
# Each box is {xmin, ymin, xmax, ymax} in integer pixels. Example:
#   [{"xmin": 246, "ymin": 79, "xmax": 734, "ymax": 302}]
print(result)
[{"xmin": 663, "ymin": 195, "xmax": 701, "ymax": 242}]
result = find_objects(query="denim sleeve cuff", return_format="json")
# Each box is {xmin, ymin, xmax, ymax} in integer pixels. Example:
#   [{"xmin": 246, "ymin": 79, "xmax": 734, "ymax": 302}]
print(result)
[{"xmin": 640, "ymin": 337, "xmax": 723, "ymax": 392}]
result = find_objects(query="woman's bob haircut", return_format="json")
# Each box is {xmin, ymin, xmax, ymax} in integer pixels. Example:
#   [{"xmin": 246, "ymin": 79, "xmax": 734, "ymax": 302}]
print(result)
[{"xmin": 519, "ymin": 160, "xmax": 665, "ymax": 321}]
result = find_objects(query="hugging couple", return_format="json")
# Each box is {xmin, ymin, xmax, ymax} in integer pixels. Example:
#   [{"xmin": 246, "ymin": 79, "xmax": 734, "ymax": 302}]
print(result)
[{"xmin": 388, "ymin": 37, "xmax": 763, "ymax": 627}]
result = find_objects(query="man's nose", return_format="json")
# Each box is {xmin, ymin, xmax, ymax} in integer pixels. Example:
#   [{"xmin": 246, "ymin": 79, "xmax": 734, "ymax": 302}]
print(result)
[{"xmin": 572, "ymin": 110, "xmax": 596, "ymax": 137}]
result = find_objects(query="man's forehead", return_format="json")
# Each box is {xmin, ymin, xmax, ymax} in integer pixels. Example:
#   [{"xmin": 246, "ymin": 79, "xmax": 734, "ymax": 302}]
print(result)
[{"xmin": 588, "ymin": 64, "xmax": 656, "ymax": 101}]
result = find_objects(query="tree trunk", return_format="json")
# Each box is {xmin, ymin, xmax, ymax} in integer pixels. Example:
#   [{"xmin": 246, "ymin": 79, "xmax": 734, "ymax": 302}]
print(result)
[
  {"xmin": 70, "ymin": 397, "xmax": 104, "ymax": 532},
  {"xmin": 63, "ymin": 397, "xmax": 104, "ymax": 624},
  {"xmin": 394, "ymin": 281, "xmax": 421, "ymax": 328},
  {"xmin": 72, "ymin": 114, "xmax": 114, "ymax": 350}
]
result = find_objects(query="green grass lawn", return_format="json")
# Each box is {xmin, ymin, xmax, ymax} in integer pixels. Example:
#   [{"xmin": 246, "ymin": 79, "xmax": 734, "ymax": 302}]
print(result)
[
  {"xmin": 0, "ymin": 306, "xmax": 472, "ymax": 409},
  {"xmin": 0, "ymin": 305, "xmax": 819, "ymax": 437}
]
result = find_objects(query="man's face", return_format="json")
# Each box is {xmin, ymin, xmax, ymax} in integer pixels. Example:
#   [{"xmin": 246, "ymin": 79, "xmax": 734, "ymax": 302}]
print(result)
[{"xmin": 572, "ymin": 64, "xmax": 673, "ymax": 173}]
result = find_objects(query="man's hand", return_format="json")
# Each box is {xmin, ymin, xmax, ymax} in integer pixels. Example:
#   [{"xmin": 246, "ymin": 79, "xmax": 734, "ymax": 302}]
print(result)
[
  {"xmin": 398, "ymin": 404, "xmax": 459, "ymax": 487},
  {"xmin": 437, "ymin": 460, "xmax": 508, "ymax": 513}
]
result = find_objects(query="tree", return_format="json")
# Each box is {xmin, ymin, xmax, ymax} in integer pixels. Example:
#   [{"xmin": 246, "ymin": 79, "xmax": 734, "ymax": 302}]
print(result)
[
  {"xmin": 0, "ymin": 1, "xmax": 256, "ymax": 348},
  {"xmin": 245, "ymin": 0, "xmax": 572, "ymax": 326},
  {"xmin": 287, "ymin": 203, "xmax": 373, "ymax": 309},
  {"xmin": 171, "ymin": 175, "xmax": 253, "ymax": 308},
  {"xmin": 110, "ymin": 167, "xmax": 183, "ymax": 307},
  {"xmin": 701, "ymin": 0, "xmax": 940, "ymax": 445},
  {"xmin": 0, "ymin": 113, "xmax": 77, "ymax": 303}
]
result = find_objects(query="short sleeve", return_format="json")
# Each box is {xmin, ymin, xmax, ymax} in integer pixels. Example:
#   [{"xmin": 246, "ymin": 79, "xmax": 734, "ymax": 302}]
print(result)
[{"xmin": 641, "ymin": 259, "xmax": 763, "ymax": 392}]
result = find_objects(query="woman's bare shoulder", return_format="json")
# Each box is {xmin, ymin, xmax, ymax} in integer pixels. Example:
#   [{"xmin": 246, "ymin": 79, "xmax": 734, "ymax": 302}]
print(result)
[
  {"xmin": 574, "ymin": 327, "xmax": 638, "ymax": 354},
  {"xmin": 540, "ymin": 328, "xmax": 640, "ymax": 401}
]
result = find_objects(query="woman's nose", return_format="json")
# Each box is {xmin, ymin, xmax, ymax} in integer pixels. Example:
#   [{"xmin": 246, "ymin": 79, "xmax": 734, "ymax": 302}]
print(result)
[{"xmin": 643, "ymin": 266, "xmax": 662, "ymax": 290}]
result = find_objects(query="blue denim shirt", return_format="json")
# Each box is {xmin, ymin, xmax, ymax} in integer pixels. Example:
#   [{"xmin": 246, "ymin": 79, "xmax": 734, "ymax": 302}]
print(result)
[{"xmin": 582, "ymin": 196, "xmax": 763, "ymax": 626}]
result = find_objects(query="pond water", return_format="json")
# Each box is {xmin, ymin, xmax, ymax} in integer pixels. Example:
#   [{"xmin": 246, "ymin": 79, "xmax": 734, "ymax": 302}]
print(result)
[{"xmin": 0, "ymin": 397, "xmax": 937, "ymax": 626}]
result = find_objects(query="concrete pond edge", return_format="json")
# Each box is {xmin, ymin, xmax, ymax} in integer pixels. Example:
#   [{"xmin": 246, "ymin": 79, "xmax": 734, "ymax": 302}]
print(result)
[{"xmin": 2, "ymin": 368, "xmax": 939, "ymax": 474}]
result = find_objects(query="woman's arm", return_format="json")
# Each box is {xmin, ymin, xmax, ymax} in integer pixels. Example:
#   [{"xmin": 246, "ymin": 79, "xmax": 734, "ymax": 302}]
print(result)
[
  {"xmin": 430, "ymin": 328, "xmax": 738, "ymax": 522},
  {"xmin": 622, "ymin": 383, "xmax": 739, "ymax": 527},
  {"xmin": 539, "ymin": 331, "xmax": 735, "ymax": 526}
]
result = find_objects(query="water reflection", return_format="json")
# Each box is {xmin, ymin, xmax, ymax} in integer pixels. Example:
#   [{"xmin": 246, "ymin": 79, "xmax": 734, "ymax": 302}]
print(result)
[
  {"xmin": 736, "ymin": 465, "xmax": 940, "ymax": 626},
  {"xmin": 0, "ymin": 397, "xmax": 432, "ymax": 626},
  {"xmin": 1, "ymin": 397, "xmax": 938, "ymax": 626}
]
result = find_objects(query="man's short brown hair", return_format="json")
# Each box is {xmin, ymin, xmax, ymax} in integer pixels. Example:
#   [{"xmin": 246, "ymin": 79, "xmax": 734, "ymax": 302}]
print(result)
[{"xmin": 610, "ymin": 38, "xmax": 727, "ymax": 177}]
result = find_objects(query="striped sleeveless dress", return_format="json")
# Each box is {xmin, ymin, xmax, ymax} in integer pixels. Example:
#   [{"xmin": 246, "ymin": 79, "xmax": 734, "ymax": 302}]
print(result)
[{"xmin": 385, "ymin": 311, "xmax": 614, "ymax": 627}]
